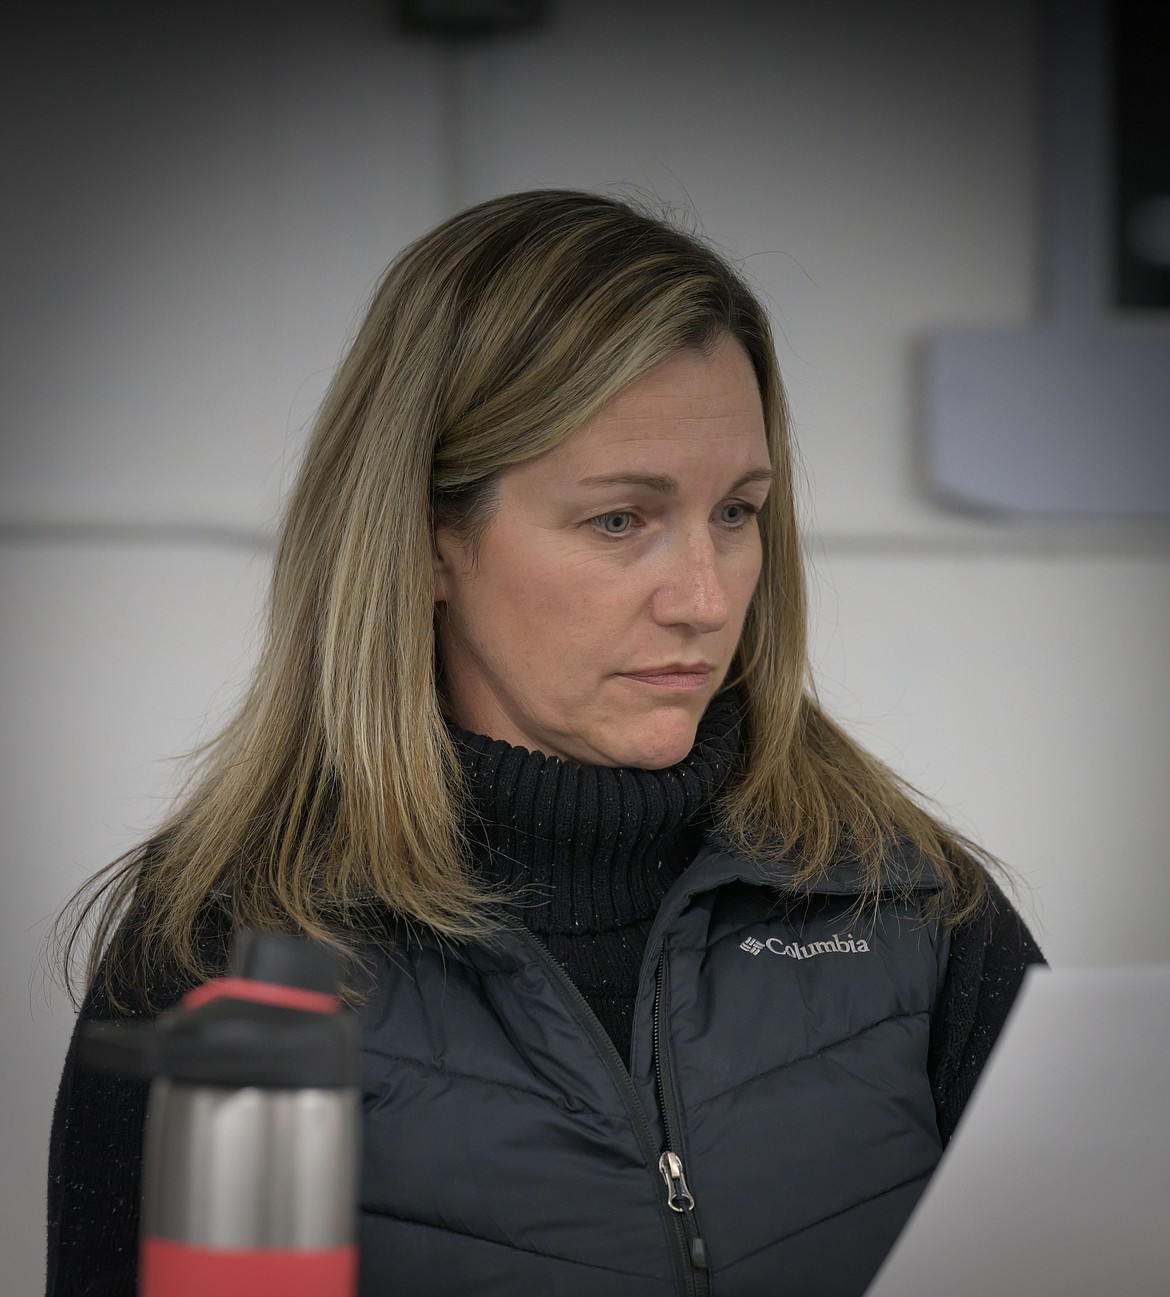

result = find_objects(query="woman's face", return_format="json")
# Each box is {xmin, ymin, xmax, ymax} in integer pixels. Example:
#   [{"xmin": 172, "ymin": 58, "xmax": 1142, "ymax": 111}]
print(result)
[{"xmin": 433, "ymin": 334, "xmax": 772, "ymax": 769}]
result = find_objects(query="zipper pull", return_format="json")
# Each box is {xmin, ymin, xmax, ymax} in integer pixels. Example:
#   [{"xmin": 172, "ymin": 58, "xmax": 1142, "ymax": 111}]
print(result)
[{"xmin": 658, "ymin": 1150, "xmax": 696, "ymax": 1212}]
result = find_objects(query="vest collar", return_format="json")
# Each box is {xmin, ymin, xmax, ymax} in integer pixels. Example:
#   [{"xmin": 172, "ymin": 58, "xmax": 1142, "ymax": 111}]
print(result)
[{"xmin": 640, "ymin": 837, "xmax": 943, "ymax": 952}]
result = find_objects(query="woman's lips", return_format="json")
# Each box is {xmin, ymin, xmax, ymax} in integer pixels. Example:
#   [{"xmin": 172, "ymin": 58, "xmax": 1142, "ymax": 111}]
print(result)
[{"xmin": 621, "ymin": 666, "xmax": 712, "ymax": 690}]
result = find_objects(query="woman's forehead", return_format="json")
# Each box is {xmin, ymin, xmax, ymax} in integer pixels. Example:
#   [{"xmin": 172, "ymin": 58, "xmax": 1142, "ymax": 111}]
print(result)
[
  {"xmin": 508, "ymin": 409, "xmax": 771, "ymax": 497},
  {"xmin": 572, "ymin": 346, "xmax": 764, "ymax": 449},
  {"xmin": 602, "ymin": 338, "xmax": 760, "ymax": 415}
]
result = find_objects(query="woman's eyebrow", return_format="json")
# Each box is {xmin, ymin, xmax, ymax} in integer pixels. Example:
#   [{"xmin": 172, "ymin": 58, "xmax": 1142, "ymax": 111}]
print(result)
[
  {"xmin": 576, "ymin": 468, "xmax": 775, "ymax": 494},
  {"xmin": 576, "ymin": 472, "xmax": 678, "ymax": 494}
]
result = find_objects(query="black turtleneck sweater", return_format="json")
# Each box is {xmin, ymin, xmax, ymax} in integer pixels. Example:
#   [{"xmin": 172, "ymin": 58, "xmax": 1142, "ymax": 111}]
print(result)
[{"xmin": 449, "ymin": 689, "xmax": 743, "ymax": 1064}]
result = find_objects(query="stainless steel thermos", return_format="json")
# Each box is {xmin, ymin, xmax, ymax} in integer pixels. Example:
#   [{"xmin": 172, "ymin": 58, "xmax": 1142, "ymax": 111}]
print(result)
[{"xmin": 81, "ymin": 929, "xmax": 361, "ymax": 1297}]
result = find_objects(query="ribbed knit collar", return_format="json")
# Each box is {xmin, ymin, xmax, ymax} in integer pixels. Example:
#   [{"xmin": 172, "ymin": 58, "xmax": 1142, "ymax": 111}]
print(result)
[{"xmin": 448, "ymin": 689, "xmax": 744, "ymax": 936}]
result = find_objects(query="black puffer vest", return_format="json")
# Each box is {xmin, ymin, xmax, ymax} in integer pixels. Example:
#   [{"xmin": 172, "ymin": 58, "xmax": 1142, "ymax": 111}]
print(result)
[{"xmin": 355, "ymin": 844, "xmax": 949, "ymax": 1296}]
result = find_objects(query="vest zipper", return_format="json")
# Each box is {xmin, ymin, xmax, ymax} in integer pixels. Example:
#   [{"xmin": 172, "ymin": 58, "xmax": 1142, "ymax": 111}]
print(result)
[
  {"xmin": 514, "ymin": 929, "xmax": 708, "ymax": 1297},
  {"xmin": 653, "ymin": 951, "xmax": 710, "ymax": 1295}
]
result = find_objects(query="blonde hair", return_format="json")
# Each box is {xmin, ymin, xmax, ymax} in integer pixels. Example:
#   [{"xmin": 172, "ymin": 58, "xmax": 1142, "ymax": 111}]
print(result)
[{"xmin": 62, "ymin": 188, "xmax": 992, "ymax": 1009}]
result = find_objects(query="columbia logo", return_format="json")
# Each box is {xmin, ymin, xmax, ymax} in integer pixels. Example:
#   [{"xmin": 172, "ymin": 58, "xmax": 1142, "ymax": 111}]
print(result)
[{"xmin": 738, "ymin": 933, "xmax": 872, "ymax": 960}]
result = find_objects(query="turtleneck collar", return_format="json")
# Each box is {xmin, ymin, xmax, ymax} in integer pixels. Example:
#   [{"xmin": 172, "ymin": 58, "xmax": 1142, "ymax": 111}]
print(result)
[{"xmin": 448, "ymin": 689, "xmax": 744, "ymax": 936}]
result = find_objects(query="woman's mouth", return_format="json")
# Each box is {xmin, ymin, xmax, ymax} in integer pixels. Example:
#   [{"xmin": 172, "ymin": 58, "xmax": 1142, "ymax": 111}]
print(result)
[{"xmin": 621, "ymin": 665, "xmax": 713, "ymax": 690}]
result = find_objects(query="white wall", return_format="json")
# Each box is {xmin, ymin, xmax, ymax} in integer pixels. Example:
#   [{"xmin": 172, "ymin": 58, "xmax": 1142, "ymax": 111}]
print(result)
[{"xmin": 4, "ymin": 1, "xmax": 1167, "ymax": 1292}]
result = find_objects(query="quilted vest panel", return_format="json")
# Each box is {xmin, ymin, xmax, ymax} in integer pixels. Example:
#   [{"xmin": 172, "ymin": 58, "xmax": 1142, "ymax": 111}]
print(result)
[{"xmin": 354, "ymin": 849, "xmax": 948, "ymax": 1296}]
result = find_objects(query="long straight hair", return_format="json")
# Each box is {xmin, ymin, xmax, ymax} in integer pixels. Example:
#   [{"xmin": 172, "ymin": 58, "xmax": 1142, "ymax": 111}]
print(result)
[{"xmin": 62, "ymin": 189, "xmax": 993, "ymax": 1009}]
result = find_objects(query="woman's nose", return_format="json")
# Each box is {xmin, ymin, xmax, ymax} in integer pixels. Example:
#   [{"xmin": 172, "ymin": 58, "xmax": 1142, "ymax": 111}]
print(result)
[{"xmin": 651, "ymin": 533, "xmax": 730, "ymax": 631}]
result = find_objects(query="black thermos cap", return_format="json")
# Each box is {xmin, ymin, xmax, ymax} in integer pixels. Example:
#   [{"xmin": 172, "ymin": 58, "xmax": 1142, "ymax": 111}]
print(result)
[
  {"xmin": 79, "ymin": 928, "xmax": 358, "ymax": 1088},
  {"xmin": 229, "ymin": 928, "xmax": 345, "ymax": 995}
]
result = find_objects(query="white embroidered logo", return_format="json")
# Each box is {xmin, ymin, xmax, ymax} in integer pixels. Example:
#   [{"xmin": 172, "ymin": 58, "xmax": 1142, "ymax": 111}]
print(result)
[{"xmin": 739, "ymin": 933, "xmax": 872, "ymax": 960}]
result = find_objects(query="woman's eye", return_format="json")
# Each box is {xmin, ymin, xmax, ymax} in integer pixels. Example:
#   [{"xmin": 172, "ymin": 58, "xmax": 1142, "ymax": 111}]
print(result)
[
  {"xmin": 719, "ymin": 502, "xmax": 758, "ymax": 526},
  {"xmin": 593, "ymin": 511, "xmax": 636, "ymax": 536}
]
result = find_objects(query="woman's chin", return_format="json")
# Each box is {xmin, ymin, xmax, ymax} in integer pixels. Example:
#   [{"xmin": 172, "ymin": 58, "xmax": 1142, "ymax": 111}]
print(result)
[{"xmin": 599, "ymin": 718, "xmax": 700, "ymax": 770}]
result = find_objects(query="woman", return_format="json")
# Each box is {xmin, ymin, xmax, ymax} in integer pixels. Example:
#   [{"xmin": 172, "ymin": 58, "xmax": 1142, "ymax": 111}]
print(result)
[{"xmin": 49, "ymin": 189, "xmax": 1043, "ymax": 1297}]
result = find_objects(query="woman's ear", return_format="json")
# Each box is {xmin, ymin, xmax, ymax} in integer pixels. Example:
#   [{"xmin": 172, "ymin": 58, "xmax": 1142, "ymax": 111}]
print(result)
[{"xmin": 431, "ymin": 528, "xmax": 453, "ymax": 604}]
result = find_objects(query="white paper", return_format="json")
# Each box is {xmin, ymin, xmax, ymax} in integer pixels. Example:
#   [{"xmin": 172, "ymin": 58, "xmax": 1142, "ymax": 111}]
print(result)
[{"xmin": 866, "ymin": 965, "xmax": 1170, "ymax": 1296}]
